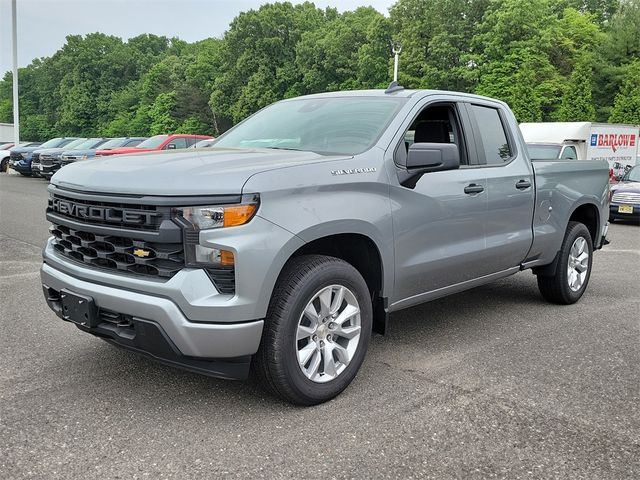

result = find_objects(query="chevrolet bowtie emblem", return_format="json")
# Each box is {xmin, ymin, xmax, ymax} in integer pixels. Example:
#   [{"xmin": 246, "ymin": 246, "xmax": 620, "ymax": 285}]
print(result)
[{"xmin": 133, "ymin": 248, "xmax": 151, "ymax": 258}]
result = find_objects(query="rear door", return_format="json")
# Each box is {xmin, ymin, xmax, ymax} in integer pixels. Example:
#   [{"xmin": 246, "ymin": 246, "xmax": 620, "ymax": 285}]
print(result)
[{"xmin": 465, "ymin": 102, "xmax": 535, "ymax": 272}]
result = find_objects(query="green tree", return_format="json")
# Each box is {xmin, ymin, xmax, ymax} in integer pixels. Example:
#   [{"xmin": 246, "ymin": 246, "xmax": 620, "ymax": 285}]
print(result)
[
  {"xmin": 295, "ymin": 7, "xmax": 391, "ymax": 92},
  {"xmin": 556, "ymin": 51, "xmax": 596, "ymax": 120},
  {"xmin": 389, "ymin": 0, "xmax": 489, "ymax": 91},
  {"xmin": 210, "ymin": 2, "xmax": 330, "ymax": 124},
  {"xmin": 608, "ymin": 59, "xmax": 640, "ymax": 123}
]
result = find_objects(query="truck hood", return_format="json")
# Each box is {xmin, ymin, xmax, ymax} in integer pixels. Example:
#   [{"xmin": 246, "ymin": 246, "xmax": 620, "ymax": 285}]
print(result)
[{"xmin": 51, "ymin": 147, "xmax": 347, "ymax": 196}]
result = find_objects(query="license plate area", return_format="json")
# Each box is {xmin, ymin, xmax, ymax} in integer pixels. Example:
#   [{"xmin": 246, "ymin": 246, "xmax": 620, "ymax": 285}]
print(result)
[
  {"xmin": 618, "ymin": 205, "xmax": 634, "ymax": 214},
  {"xmin": 60, "ymin": 289, "xmax": 99, "ymax": 327}
]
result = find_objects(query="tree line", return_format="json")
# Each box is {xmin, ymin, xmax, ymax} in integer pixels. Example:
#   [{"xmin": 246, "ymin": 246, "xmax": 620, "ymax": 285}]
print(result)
[{"xmin": 0, "ymin": 0, "xmax": 639, "ymax": 141}]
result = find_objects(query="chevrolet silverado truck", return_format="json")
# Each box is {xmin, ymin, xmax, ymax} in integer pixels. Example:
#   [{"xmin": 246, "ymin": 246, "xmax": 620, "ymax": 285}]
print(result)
[{"xmin": 41, "ymin": 87, "xmax": 610, "ymax": 405}]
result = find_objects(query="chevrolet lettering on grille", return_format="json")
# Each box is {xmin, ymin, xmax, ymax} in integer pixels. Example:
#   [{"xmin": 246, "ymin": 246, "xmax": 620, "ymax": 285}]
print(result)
[{"xmin": 51, "ymin": 198, "xmax": 158, "ymax": 226}]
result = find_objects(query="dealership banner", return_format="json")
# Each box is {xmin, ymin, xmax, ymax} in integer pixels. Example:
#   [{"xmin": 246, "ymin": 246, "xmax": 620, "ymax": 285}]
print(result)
[{"xmin": 587, "ymin": 125, "xmax": 639, "ymax": 174}]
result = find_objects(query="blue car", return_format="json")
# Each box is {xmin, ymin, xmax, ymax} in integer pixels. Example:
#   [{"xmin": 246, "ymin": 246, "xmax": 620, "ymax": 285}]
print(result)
[{"xmin": 10, "ymin": 137, "xmax": 79, "ymax": 176}]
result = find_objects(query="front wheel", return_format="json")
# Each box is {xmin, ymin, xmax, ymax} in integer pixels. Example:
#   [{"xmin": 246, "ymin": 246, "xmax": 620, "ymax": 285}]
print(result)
[
  {"xmin": 253, "ymin": 255, "xmax": 372, "ymax": 405},
  {"xmin": 537, "ymin": 221, "xmax": 593, "ymax": 304},
  {"xmin": 0, "ymin": 158, "xmax": 7, "ymax": 173}
]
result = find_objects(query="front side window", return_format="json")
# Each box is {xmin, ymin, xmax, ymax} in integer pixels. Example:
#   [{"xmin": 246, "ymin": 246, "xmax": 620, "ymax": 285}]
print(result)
[
  {"xmin": 560, "ymin": 146, "xmax": 578, "ymax": 160},
  {"xmin": 214, "ymin": 97, "xmax": 408, "ymax": 156},
  {"xmin": 165, "ymin": 138, "xmax": 187, "ymax": 149},
  {"xmin": 471, "ymin": 105, "xmax": 512, "ymax": 164},
  {"xmin": 396, "ymin": 103, "xmax": 468, "ymax": 166}
]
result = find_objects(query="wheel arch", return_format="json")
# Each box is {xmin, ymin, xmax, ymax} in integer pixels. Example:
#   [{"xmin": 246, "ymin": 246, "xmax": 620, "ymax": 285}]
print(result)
[{"xmin": 269, "ymin": 225, "xmax": 390, "ymax": 335}]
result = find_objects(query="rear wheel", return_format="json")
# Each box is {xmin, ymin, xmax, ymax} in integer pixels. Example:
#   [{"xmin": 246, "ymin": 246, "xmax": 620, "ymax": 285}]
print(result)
[
  {"xmin": 537, "ymin": 221, "xmax": 593, "ymax": 304},
  {"xmin": 253, "ymin": 255, "xmax": 372, "ymax": 405},
  {"xmin": 0, "ymin": 158, "xmax": 7, "ymax": 173}
]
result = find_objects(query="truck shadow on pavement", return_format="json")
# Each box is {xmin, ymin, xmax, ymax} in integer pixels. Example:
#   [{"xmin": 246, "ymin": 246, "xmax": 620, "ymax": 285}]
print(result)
[{"xmin": 49, "ymin": 272, "xmax": 546, "ymax": 409}]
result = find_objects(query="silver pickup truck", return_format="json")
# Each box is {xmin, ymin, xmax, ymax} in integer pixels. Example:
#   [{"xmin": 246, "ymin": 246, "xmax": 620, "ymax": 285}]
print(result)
[{"xmin": 41, "ymin": 87, "xmax": 609, "ymax": 405}]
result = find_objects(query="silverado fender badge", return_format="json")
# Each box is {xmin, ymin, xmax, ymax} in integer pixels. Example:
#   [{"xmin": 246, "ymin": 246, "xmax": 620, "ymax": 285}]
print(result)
[{"xmin": 331, "ymin": 167, "xmax": 377, "ymax": 176}]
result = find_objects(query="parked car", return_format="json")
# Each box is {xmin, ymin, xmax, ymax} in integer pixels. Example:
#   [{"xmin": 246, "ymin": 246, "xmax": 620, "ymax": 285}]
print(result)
[
  {"xmin": 190, "ymin": 139, "xmax": 216, "ymax": 148},
  {"xmin": 609, "ymin": 165, "xmax": 640, "ymax": 223},
  {"xmin": 42, "ymin": 88, "xmax": 609, "ymax": 405},
  {"xmin": 31, "ymin": 138, "xmax": 88, "ymax": 178},
  {"xmin": 1, "ymin": 142, "xmax": 41, "ymax": 172},
  {"xmin": 10, "ymin": 138, "xmax": 78, "ymax": 176},
  {"xmin": 1, "ymin": 143, "xmax": 16, "ymax": 171},
  {"xmin": 40, "ymin": 138, "xmax": 111, "ymax": 179},
  {"xmin": 60, "ymin": 137, "xmax": 147, "ymax": 167},
  {"xmin": 95, "ymin": 134, "xmax": 213, "ymax": 156}
]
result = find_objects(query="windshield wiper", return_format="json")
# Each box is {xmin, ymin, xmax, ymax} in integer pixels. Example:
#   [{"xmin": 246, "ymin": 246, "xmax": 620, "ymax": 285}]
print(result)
[{"xmin": 263, "ymin": 146, "xmax": 304, "ymax": 151}]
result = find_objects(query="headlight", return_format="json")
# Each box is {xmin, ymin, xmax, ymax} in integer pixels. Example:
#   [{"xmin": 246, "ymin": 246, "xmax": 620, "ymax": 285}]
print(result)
[
  {"xmin": 174, "ymin": 195, "xmax": 259, "ymax": 269},
  {"xmin": 177, "ymin": 198, "xmax": 259, "ymax": 230}
]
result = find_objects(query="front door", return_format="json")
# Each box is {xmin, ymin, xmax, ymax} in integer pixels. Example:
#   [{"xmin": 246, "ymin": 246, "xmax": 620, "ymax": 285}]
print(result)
[{"xmin": 389, "ymin": 100, "xmax": 490, "ymax": 306}]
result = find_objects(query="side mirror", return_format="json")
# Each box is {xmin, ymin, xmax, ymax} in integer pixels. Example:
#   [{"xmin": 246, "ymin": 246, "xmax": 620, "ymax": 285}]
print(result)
[
  {"xmin": 166, "ymin": 143, "xmax": 177, "ymax": 150},
  {"xmin": 399, "ymin": 142, "xmax": 460, "ymax": 188},
  {"xmin": 407, "ymin": 142, "xmax": 460, "ymax": 172}
]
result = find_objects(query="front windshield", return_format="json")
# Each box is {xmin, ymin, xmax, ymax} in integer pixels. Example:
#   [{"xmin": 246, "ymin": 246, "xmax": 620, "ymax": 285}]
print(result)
[
  {"xmin": 38, "ymin": 137, "xmax": 66, "ymax": 149},
  {"xmin": 623, "ymin": 165, "xmax": 640, "ymax": 182},
  {"xmin": 59, "ymin": 138, "xmax": 87, "ymax": 149},
  {"xmin": 527, "ymin": 144, "xmax": 561, "ymax": 159},
  {"xmin": 68, "ymin": 138, "xmax": 99, "ymax": 149},
  {"xmin": 214, "ymin": 96, "xmax": 408, "ymax": 155},
  {"xmin": 136, "ymin": 135, "xmax": 168, "ymax": 149},
  {"xmin": 99, "ymin": 137, "xmax": 126, "ymax": 149}
]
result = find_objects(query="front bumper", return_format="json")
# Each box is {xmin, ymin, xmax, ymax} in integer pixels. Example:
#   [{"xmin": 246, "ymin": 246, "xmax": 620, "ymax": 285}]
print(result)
[
  {"xmin": 11, "ymin": 160, "xmax": 31, "ymax": 173},
  {"xmin": 41, "ymin": 261, "xmax": 264, "ymax": 379},
  {"xmin": 609, "ymin": 203, "xmax": 640, "ymax": 222}
]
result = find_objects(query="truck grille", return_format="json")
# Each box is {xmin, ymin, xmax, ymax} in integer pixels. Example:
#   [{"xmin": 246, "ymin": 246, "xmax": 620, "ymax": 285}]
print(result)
[
  {"xmin": 40, "ymin": 157, "xmax": 55, "ymax": 166},
  {"xmin": 612, "ymin": 191, "xmax": 640, "ymax": 205},
  {"xmin": 46, "ymin": 188, "xmax": 240, "ymax": 293},
  {"xmin": 48, "ymin": 193, "xmax": 164, "ymax": 231},
  {"xmin": 50, "ymin": 223, "xmax": 184, "ymax": 278}
]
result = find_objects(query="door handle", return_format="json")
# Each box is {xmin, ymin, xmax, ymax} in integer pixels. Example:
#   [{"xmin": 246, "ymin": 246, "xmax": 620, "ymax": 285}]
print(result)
[
  {"xmin": 464, "ymin": 183, "xmax": 484, "ymax": 194},
  {"xmin": 515, "ymin": 179, "xmax": 532, "ymax": 190}
]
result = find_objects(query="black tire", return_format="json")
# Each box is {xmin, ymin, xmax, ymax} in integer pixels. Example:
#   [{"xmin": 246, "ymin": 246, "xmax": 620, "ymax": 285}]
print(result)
[
  {"xmin": 253, "ymin": 254, "xmax": 372, "ymax": 406},
  {"xmin": 0, "ymin": 158, "xmax": 7, "ymax": 173},
  {"xmin": 537, "ymin": 221, "xmax": 593, "ymax": 305},
  {"xmin": 19, "ymin": 172, "xmax": 31, "ymax": 177}
]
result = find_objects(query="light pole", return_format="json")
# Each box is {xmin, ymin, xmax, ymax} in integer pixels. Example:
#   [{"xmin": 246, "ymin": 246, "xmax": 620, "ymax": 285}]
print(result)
[
  {"xmin": 11, "ymin": 0, "xmax": 20, "ymax": 146},
  {"xmin": 391, "ymin": 42, "xmax": 402, "ymax": 83}
]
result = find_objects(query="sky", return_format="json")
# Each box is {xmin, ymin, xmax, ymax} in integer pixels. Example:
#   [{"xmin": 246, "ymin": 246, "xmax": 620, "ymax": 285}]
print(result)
[{"xmin": 0, "ymin": 0, "xmax": 395, "ymax": 76}]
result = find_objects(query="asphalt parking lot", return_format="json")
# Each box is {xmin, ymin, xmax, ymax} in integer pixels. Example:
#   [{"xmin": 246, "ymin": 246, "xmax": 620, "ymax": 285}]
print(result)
[{"xmin": 1, "ymin": 173, "xmax": 639, "ymax": 479}]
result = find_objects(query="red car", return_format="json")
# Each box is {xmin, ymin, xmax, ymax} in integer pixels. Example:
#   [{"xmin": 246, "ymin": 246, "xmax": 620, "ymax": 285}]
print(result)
[{"xmin": 96, "ymin": 134, "xmax": 213, "ymax": 156}]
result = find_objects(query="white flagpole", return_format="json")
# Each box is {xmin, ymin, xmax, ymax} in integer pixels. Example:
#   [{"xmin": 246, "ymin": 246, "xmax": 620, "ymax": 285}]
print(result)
[{"xmin": 11, "ymin": 0, "xmax": 20, "ymax": 146}]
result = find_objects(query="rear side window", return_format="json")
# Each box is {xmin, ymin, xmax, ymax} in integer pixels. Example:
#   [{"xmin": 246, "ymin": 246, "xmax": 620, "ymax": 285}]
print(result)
[{"xmin": 470, "ymin": 105, "xmax": 512, "ymax": 164}]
